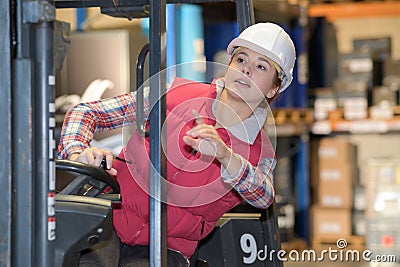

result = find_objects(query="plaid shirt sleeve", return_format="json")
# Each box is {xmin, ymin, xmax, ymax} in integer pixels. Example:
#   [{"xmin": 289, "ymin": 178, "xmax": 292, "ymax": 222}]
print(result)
[
  {"xmin": 57, "ymin": 89, "xmax": 150, "ymax": 159},
  {"xmin": 221, "ymin": 156, "xmax": 276, "ymax": 209}
]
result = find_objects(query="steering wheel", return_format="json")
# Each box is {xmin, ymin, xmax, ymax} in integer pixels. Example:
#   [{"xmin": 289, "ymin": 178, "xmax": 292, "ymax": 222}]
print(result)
[{"xmin": 55, "ymin": 159, "xmax": 120, "ymax": 197}]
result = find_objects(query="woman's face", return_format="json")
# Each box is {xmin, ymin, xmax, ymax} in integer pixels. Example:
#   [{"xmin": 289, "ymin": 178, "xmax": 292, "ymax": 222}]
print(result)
[{"xmin": 223, "ymin": 47, "xmax": 279, "ymax": 106}]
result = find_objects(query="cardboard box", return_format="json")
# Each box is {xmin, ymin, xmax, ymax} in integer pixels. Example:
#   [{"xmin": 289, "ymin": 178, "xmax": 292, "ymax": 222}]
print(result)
[
  {"xmin": 318, "ymin": 138, "xmax": 357, "ymax": 168},
  {"xmin": 319, "ymin": 164, "xmax": 355, "ymax": 187},
  {"xmin": 317, "ymin": 184, "xmax": 353, "ymax": 208},
  {"xmin": 343, "ymin": 97, "xmax": 368, "ymax": 120},
  {"xmin": 314, "ymin": 98, "xmax": 337, "ymax": 120},
  {"xmin": 311, "ymin": 138, "xmax": 358, "ymax": 209},
  {"xmin": 311, "ymin": 138, "xmax": 357, "ymax": 188},
  {"xmin": 310, "ymin": 206, "xmax": 352, "ymax": 238}
]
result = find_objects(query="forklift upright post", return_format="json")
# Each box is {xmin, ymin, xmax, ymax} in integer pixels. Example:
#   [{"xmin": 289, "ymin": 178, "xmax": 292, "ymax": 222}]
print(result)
[
  {"xmin": 10, "ymin": 0, "xmax": 57, "ymax": 265},
  {"xmin": 235, "ymin": 0, "xmax": 255, "ymax": 31},
  {"xmin": 33, "ymin": 18, "xmax": 57, "ymax": 267},
  {"xmin": 0, "ymin": 0, "xmax": 12, "ymax": 265},
  {"xmin": 23, "ymin": 0, "xmax": 58, "ymax": 265},
  {"xmin": 148, "ymin": 0, "xmax": 168, "ymax": 266}
]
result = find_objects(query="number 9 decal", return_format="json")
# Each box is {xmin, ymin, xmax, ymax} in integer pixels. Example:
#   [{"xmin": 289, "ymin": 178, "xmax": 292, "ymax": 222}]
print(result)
[{"xmin": 240, "ymin": 233, "xmax": 257, "ymax": 264}]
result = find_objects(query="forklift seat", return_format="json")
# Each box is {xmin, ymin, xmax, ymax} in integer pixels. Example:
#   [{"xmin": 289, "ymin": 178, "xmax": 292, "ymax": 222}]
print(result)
[{"xmin": 55, "ymin": 195, "xmax": 114, "ymax": 267}]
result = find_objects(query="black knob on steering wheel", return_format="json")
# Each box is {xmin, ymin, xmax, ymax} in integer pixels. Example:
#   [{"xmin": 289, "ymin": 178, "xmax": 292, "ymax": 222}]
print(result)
[{"xmin": 55, "ymin": 159, "xmax": 120, "ymax": 195}]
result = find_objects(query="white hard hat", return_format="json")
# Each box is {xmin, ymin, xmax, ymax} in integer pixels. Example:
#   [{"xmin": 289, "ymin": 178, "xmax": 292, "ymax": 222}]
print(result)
[{"xmin": 227, "ymin": 22, "xmax": 296, "ymax": 92}]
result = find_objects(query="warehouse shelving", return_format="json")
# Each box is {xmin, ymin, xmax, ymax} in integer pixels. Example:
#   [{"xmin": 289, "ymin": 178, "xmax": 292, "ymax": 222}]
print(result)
[
  {"xmin": 308, "ymin": 1, "xmax": 400, "ymax": 21},
  {"xmin": 311, "ymin": 105, "xmax": 400, "ymax": 135}
]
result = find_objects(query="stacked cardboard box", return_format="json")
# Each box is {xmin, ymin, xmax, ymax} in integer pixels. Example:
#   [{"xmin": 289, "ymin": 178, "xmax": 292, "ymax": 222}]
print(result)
[{"xmin": 310, "ymin": 138, "xmax": 358, "ymax": 246}]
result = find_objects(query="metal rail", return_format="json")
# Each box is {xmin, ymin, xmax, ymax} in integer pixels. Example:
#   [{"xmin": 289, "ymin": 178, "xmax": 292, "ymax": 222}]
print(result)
[
  {"xmin": 0, "ymin": 0, "xmax": 12, "ymax": 265},
  {"xmin": 33, "ymin": 20, "xmax": 57, "ymax": 267},
  {"xmin": 148, "ymin": 1, "xmax": 167, "ymax": 266},
  {"xmin": 136, "ymin": 42, "xmax": 150, "ymax": 136},
  {"xmin": 54, "ymin": 0, "xmax": 235, "ymax": 9}
]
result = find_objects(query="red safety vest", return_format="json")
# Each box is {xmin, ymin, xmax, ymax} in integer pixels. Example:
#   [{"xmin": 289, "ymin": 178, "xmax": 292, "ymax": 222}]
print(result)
[{"xmin": 112, "ymin": 78, "xmax": 273, "ymax": 258}]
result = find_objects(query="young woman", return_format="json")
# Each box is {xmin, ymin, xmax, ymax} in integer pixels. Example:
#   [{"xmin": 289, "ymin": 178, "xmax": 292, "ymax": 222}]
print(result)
[{"xmin": 58, "ymin": 22, "xmax": 296, "ymax": 266}]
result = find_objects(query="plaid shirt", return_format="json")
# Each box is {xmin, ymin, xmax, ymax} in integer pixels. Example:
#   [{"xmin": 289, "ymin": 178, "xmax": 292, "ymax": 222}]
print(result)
[{"xmin": 58, "ymin": 89, "xmax": 275, "ymax": 209}]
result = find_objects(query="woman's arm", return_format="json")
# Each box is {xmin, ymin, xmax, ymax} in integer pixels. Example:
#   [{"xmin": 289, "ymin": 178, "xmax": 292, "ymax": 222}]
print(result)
[
  {"xmin": 58, "ymin": 91, "xmax": 149, "ymax": 160},
  {"xmin": 221, "ymin": 156, "xmax": 276, "ymax": 209}
]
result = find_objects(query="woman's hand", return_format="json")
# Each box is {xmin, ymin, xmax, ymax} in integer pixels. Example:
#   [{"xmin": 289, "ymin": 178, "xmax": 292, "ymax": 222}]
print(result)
[
  {"xmin": 69, "ymin": 147, "xmax": 118, "ymax": 176},
  {"xmin": 183, "ymin": 109, "xmax": 243, "ymax": 175},
  {"xmin": 183, "ymin": 110, "xmax": 231, "ymax": 161}
]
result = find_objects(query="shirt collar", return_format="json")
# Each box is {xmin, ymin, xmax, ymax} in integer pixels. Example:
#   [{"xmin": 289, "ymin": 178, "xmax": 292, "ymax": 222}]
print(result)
[{"xmin": 211, "ymin": 82, "xmax": 267, "ymax": 145}]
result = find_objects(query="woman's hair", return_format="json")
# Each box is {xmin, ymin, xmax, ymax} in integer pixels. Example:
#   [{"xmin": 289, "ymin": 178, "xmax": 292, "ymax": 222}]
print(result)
[{"xmin": 266, "ymin": 71, "xmax": 282, "ymax": 104}]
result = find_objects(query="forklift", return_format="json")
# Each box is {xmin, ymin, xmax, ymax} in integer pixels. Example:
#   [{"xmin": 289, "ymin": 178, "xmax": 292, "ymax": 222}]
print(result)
[{"xmin": 2, "ymin": 0, "xmax": 283, "ymax": 266}]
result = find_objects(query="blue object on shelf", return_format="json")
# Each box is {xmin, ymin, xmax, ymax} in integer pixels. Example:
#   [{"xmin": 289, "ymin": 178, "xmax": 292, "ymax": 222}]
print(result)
[
  {"xmin": 269, "ymin": 23, "xmax": 308, "ymax": 109},
  {"xmin": 140, "ymin": 5, "xmax": 176, "ymax": 84},
  {"xmin": 76, "ymin": 8, "xmax": 86, "ymax": 32},
  {"xmin": 295, "ymin": 136, "xmax": 309, "ymax": 241},
  {"xmin": 204, "ymin": 22, "xmax": 238, "ymax": 62},
  {"xmin": 176, "ymin": 4, "xmax": 205, "ymax": 82},
  {"xmin": 166, "ymin": 4, "xmax": 176, "ymax": 83},
  {"xmin": 204, "ymin": 22, "xmax": 238, "ymax": 82},
  {"xmin": 142, "ymin": 4, "xmax": 206, "ymax": 82},
  {"xmin": 291, "ymin": 24, "xmax": 308, "ymax": 108}
]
